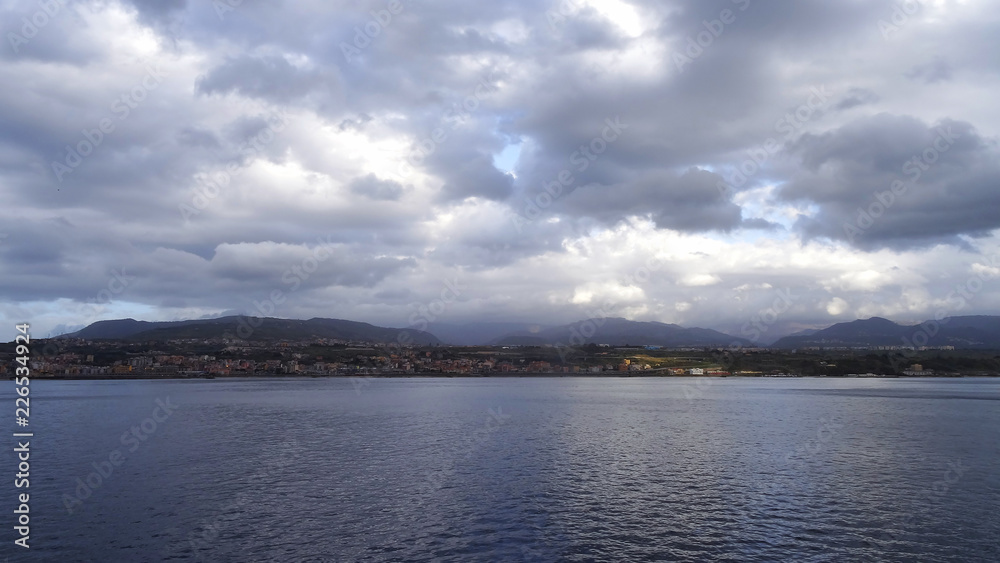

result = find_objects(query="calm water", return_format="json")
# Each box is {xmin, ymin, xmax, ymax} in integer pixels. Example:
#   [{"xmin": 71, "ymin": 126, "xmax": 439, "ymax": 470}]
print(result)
[{"xmin": 3, "ymin": 377, "xmax": 999, "ymax": 562}]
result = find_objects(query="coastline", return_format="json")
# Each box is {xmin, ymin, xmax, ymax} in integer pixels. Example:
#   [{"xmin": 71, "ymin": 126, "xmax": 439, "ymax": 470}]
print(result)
[{"xmin": 12, "ymin": 373, "xmax": 997, "ymax": 382}]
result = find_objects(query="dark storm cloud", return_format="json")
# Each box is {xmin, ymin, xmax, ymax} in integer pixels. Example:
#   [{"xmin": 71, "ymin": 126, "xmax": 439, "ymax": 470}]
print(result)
[
  {"xmin": 349, "ymin": 173, "xmax": 408, "ymax": 201},
  {"xmin": 558, "ymin": 168, "xmax": 744, "ymax": 232},
  {"xmin": 0, "ymin": 216, "xmax": 139, "ymax": 302},
  {"xmin": 666, "ymin": 0, "xmax": 884, "ymax": 44},
  {"xmin": 125, "ymin": 0, "xmax": 186, "ymax": 20},
  {"xmin": 435, "ymin": 149, "xmax": 515, "ymax": 202},
  {"xmin": 196, "ymin": 54, "xmax": 339, "ymax": 103},
  {"xmin": 835, "ymin": 88, "xmax": 880, "ymax": 111},
  {"xmin": 202, "ymin": 243, "xmax": 416, "ymax": 290},
  {"xmin": 781, "ymin": 114, "xmax": 1000, "ymax": 248},
  {"xmin": 501, "ymin": 0, "xmax": 891, "ymax": 227}
]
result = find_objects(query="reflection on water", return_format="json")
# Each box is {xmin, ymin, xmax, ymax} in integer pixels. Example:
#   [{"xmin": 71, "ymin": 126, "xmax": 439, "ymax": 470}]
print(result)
[{"xmin": 4, "ymin": 377, "xmax": 998, "ymax": 561}]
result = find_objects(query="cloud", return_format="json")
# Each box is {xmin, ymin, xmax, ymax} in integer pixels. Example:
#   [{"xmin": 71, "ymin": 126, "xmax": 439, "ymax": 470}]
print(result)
[
  {"xmin": 2, "ymin": 0, "xmax": 1000, "ymax": 337},
  {"xmin": 197, "ymin": 54, "xmax": 339, "ymax": 103},
  {"xmin": 826, "ymin": 297, "xmax": 849, "ymax": 316},
  {"xmin": 557, "ymin": 168, "xmax": 744, "ymax": 232},
  {"xmin": 349, "ymin": 174, "xmax": 408, "ymax": 201},
  {"xmin": 680, "ymin": 274, "xmax": 722, "ymax": 287},
  {"xmin": 906, "ymin": 59, "xmax": 953, "ymax": 84},
  {"xmin": 835, "ymin": 87, "xmax": 880, "ymax": 111},
  {"xmin": 780, "ymin": 114, "xmax": 1000, "ymax": 249}
]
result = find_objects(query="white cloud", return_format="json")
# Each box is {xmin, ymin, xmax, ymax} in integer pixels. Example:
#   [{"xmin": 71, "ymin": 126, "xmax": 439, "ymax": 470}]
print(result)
[
  {"xmin": 826, "ymin": 297, "xmax": 849, "ymax": 316},
  {"xmin": 680, "ymin": 274, "xmax": 722, "ymax": 287}
]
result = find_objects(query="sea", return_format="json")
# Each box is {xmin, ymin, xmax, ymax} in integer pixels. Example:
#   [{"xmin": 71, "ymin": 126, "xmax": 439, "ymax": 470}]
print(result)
[{"xmin": 3, "ymin": 377, "xmax": 998, "ymax": 562}]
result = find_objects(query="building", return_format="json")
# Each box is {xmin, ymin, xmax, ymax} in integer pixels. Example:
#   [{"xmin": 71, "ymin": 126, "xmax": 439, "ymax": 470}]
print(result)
[
  {"xmin": 143, "ymin": 366, "xmax": 180, "ymax": 377},
  {"xmin": 903, "ymin": 364, "xmax": 934, "ymax": 376}
]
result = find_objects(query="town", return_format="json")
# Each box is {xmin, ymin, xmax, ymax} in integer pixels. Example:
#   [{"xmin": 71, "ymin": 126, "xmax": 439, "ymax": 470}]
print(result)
[{"xmin": 5, "ymin": 336, "xmax": 999, "ymax": 379}]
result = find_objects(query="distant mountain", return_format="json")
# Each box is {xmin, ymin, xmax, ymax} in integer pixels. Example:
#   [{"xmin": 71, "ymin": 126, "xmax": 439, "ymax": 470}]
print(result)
[
  {"xmin": 492, "ymin": 317, "xmax": 751, "ymax": 348},
  {"xmin": 68, "ymin": 318, "xmax": 213, "ymax": 340},
  {"xmin": 60, "ymin": 315, "xmax": 1000, "ymax": 349},
  {"xmin": 60, "ymin": 316, "xmax": 441, "ymax": 345},
  {"xmin": 426, "ymin": 322, "xmax": 553, "ymax": 345},
  {"xmin": 771, "ymin": 316, "xmax": 1000, "ymax": 349},
  {"xmin": 754, "ymin": 327, "xmax": 819, "ymax": 346},
  {"xmin": 784, "ymin": 328, "xmax": 820, "ymax": 338}
]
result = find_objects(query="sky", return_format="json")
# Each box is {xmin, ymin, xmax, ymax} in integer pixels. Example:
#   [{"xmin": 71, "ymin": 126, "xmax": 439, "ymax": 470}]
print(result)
[{"xmin": 2, "ymin": 0, "xmax": 1000, "ymax": 339}]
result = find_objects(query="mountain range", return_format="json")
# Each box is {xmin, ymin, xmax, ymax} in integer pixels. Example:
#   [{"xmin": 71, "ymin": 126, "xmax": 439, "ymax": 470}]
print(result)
[
  {"xmin": 62, "ymin": 316, "xmax": 441, "ymax": 345},
  {"xmin": 770, "ymin": 316, "xmax": 1000, "ymax": 349},
  {"xmin": 423, "ymin": 322, "xmax": 551, "ymax": 346},
  {"xmin": 55, "ymin": 315, "xmax": 1000, "ymax": 349},
  {"xmin": 487, "ymin": 318, "xmax": 752, "ymax": 348}
]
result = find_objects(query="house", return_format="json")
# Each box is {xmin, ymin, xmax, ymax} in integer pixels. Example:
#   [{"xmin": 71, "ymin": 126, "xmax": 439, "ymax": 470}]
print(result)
[{"xmin": 903, "ymin": 364, "xmax": 934, "ymax": 376}]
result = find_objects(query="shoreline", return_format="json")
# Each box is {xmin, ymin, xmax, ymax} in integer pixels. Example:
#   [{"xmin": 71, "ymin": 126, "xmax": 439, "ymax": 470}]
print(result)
[{"xmin": 12, "ymin": 373, "xmax": 998, "ymax": 382}]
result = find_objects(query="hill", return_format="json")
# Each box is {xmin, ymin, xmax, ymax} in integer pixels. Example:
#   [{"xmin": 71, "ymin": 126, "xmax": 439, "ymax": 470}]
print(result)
[
  {"xmin": 425, "ymin": 322, "xmax": 553, "ymax": 346},
  {"xmin": 771, "ymin": 316, "xmax": 1000, "ymax": 349},
  {"xmin": 492, "ymin": 317, "xmax": 751, "ymax": 348},
  {"xmin": 61, "ymin": 316, "xmax": 441, "ymax": 345}
]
